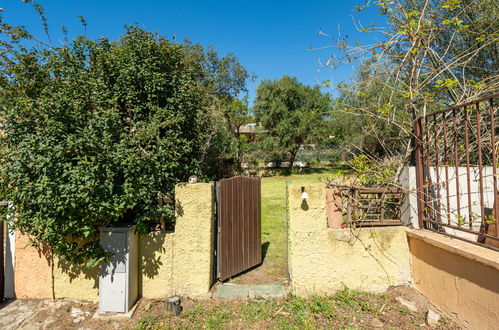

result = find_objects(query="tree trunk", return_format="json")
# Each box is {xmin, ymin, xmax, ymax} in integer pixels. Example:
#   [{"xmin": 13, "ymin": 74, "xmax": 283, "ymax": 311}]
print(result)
[{"xmin": 288, "ymin": 149, "xmax": 298, "ymax": 169}]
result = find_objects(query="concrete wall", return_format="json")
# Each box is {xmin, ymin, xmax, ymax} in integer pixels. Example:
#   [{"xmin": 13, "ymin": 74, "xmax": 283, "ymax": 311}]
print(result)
[
  {"xmin": 407, "ymin": 229, "xmax": 499, "ymax": 329},
  {"xmin": 14, "ymin": 182, "xmax": 215, "ymax": 301},
  {"xmin": 400, "ymin": 166, "xmax": 495, "ymax": 238},
  {"xmin": 287, "ymin": 183, "xmax": 411, "ymax": 296}
]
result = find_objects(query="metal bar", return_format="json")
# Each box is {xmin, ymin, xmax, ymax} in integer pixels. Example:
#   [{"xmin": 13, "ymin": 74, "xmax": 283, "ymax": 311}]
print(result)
[
  {"xmin": 442, "ymin": 113, "xmax": 451, "ymax": 225},
  {"xmin": 414, "ymin": 92, "xmax": 499, "ymax": 122},
  {"xmin": 490, "ymin": 97, "xmax": 498, "ymax": 237},
  {"xmin": 424, "ymin": 117, "xmax": 435, "ymax": 223},
  {"xmin": 424, "ymin": 227, "xmax": 499, "ymax": 253},
  {"xmin": 424, "ymin": 219, "xmax": 499, "ymax": 242},
  {"xmin": 433, "ymin": 113, "xmax": 442, "ymax": 223},
  {"xmin": 476, "ymin": 102, "xmax": 486, "ymax": 233},
  {"xmin": 464, "ymin": 107, "xmax": 473, "ymax": 227},
  {"xmin": 453, "ymin": 109, "xmax": 461, "ymax": 218},
  {"xmin": 414, "ymin": 118, "xmax": 426, "ymax": 229}
]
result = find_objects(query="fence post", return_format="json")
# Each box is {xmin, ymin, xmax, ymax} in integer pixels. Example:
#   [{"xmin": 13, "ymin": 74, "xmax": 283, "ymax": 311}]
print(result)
[{"xmin": 414, "ymin": 118, "xmax": 425, "ymax": 229}]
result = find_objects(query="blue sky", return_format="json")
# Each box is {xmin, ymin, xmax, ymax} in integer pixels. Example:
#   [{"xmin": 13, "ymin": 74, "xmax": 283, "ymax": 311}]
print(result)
[{"xmin": 2, "ymin": 0, "xmax": 385, "ymax": 103}]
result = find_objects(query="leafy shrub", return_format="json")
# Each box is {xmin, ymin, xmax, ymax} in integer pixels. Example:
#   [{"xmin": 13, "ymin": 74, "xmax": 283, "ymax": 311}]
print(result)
[{"xmin": 0, "ymin": 14, "xmax": 235, "ymax": 264}]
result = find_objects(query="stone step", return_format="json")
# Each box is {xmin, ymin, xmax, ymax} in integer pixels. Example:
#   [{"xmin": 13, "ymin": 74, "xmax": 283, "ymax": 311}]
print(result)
[{"xmin": 213, "ymin": 284, "xmax": 286, "ymax": 299}]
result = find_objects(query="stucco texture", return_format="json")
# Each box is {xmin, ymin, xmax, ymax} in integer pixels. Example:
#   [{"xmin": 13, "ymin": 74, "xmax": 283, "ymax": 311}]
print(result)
[
  {"xmin": 53, "ymin": 256, "xmax": 99, "ymax": 302},
  {"xmin": 287, "ymin": 183, "xmax": 411, "ymax": 296},
  {"xmin": 16, "ymin": 182, "xmax": 215, "ymax": 301},
  {"xmin": 140, "ymin": 231, "xmax": 175, "ymax": 299},
  {"xmin": 14, "ymin": 232, "xmax": 53, "ymax": 299},
  {"xmin": 408, "ymin": 230, "xmax": 499, "ymax": 329},
  {"xmin": 172, "ymin": 183, "xmax": 215, "ymax": 297}
]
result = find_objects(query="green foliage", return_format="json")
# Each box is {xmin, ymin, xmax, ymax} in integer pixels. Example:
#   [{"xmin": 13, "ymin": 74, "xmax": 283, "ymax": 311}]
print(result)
[
  {"xmin": 253, "ymin": 76, "xmax": 331, "ymax": 168},
  {"xmin": 351, "ymin": 154, "xmax": 398, "ymax": 185},
  {"xmin": 321, "ymin": 0, "xmax": 499, "ymax": 175},
  {"xmin": 0, "ymin": 6, "xmax": 249, "ymax": 264}
]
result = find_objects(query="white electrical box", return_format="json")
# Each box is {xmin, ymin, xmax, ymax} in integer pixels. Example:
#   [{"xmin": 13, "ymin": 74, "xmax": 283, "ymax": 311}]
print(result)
[{"xmin": 99, "ymin": 225, "xmax": 138, "ymax": 313}]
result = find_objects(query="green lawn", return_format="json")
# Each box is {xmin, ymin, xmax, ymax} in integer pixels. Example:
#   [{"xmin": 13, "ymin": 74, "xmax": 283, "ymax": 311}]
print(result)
[{"xmin": 261, "ymin": 168, "xmax": 344, "ymax": 278}]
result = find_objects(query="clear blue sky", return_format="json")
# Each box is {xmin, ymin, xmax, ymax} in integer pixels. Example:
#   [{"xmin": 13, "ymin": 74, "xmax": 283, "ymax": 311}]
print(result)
[{"xmin": 2, "ymin": 0, "xmax": 385, "ymax": 103}]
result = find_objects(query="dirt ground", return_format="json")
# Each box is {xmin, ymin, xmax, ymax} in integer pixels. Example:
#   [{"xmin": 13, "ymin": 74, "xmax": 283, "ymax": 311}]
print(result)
[
  {"xmin": 227, "ymin": 261, "xmax": 288, "ymax": 285},
  {"xmin": 0, "ymin": 286, "xmax": 460, "ymax": 329}
]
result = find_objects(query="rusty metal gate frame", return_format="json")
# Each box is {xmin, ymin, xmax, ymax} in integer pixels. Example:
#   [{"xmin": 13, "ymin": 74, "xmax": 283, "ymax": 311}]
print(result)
[
  {"xmin": 414, "ymin": 93, "xmax": 499, "ymax": 249},
  {"xmin": 215, "ymin": 176, "xmax": 262, "ymax": 281}
]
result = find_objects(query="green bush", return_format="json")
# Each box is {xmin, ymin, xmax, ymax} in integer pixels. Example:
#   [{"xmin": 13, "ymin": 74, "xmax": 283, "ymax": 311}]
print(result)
[{"xmin": 0, "ymin": 19, "xmax": 230, "ymax": 265}]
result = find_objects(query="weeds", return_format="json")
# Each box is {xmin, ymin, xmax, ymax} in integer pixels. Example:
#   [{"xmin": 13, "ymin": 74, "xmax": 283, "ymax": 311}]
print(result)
[{"xmin": 133, "ymin": 288, "xmax": 450, "ymax": 329}]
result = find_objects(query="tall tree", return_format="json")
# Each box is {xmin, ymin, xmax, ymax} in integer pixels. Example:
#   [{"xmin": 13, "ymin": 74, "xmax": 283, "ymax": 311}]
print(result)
[
  {"xmin": 253, "ymin": 76, "xmax": 331, "ymax": 168},
  {"xmin": 318, "ymin": 0, "xmax": 499, "ymax": 179}
]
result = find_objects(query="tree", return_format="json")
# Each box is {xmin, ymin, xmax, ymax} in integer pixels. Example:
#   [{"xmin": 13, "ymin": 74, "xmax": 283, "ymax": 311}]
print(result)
[
  {"xmin": 0, "ymin": 4, "xmax": 250, "ymax": 265},
  {"xmin": 318, "ymin": 0, "xmax": 498, "ymax": 180},
  {"xmin": 183, "ymin": 41, "xmax": 255, "ymax": 174},
  {"xmin": 253, "ymin": 76, "xmax": 331, "ymax": 168}
]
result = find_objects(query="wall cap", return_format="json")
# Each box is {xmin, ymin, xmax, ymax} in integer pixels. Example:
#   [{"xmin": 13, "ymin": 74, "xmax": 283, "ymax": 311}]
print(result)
[{"xmin": 407, "ymin": 229, "xmax": 499, "ymax": 271}]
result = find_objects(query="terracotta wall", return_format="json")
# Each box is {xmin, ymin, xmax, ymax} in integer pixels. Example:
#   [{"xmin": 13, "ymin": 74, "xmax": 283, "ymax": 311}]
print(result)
[
  {"xmin": 408, "ymin": 229, "xmax": 499, "ymax": 329},
  {"xmin": 14, "ymin": 232, "xmax": 53, "ymax": 299}
]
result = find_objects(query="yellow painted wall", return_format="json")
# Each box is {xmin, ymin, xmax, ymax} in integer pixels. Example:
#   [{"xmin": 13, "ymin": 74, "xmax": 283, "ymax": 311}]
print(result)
[
  {"xmin": 53, "ymin": 256, "xmax": 99, "ymax": 302},
  {"xmin": 173, "ymin": 183, "xmax": 215, "ymax": 297},
  {"xmin": 287, "ymin": 183, "xmax": 411, "ymax": 296},
  {"xmin": 140, "ymin": 231, "xmax": 175, "ymax": 299},
  {"xmin": 408, "ymin": 230, "xmax": 499, "ymax": 329},
  {"xmin": 49, "ymin": 182, "xmax": 215, "ymax": 301}
]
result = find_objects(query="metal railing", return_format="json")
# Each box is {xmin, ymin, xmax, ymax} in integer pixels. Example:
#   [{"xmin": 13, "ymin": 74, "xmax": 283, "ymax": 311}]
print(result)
[{"xmin": 414, "ymin": 93, "xmax": 499, "ymax": 249}]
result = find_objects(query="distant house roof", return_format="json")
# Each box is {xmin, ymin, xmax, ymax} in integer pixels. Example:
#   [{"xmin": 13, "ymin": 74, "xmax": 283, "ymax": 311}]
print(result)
[{"xmin": 238, "ymin": 125, "xmax": 256, "ymax": 134}]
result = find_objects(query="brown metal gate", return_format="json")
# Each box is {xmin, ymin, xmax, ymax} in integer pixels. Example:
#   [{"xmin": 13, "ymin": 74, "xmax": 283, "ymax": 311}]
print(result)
[
  {"xmin": 216, "ymin": 176, "xmax": 261, "ymax": 281},
  {"xmin": 414, "ymin": 93, "xmax": 499, "ymax": 249}
]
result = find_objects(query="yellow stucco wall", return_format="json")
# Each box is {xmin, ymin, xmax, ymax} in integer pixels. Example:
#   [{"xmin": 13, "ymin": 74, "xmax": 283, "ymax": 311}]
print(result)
[
  {"xmin": 172, "ymin": 183, "xmax": 215, "ymax": 297},
  {"xmin": 49, "ymin": 182, "xmax": 214, "ymax": 301},
  {"xmin": 139, "ymin": 231, "xmax": 175, "ymax": 299},
  {"xmin": 408, "ymin": 230, "xmax": 499, "ymax": 329},
  {"xmin": 53, "ymin": 256, "xmax": 99, "ymax": 302},
  {"xmin": 287, "ymin": 183, "xmax": 411, "ymax": 296}
]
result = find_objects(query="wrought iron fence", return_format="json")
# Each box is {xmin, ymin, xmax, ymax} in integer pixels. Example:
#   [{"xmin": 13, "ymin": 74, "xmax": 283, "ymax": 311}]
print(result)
[{"xmin": 414, "ymin": 93, "xmax": 499, "ymax": 249}]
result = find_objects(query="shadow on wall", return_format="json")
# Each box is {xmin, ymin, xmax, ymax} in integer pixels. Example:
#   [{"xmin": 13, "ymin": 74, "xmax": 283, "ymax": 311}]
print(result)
[
  {"xmin": 57, "ymin": 259, "xmax": 99, "ymax": 289},
  {"xmin": 301, "ymin": 200, "xmax": 309, "ymax": 211},
  {"xmin": 37, "ymin": 241, "xmax": 52, "ymax": 267},
  {"xmin": 140, "ymin": 232, "xmax": 170, "ymax": 276}
]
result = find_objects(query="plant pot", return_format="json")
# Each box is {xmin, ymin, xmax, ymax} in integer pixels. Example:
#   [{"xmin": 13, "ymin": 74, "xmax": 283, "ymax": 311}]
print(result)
[
  {"xmin": 326, "ymin": 188, "xmax": 343, "ymax": 229},
  {"xmin": 484, "ymin": 223, "xmax": 499, "ymax": 249}
]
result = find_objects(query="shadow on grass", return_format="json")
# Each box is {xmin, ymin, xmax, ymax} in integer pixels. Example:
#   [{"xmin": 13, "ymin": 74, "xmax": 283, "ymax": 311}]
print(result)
[{"xmin": 262, "ymin": 241, "xmax": 270, "ymax": 262}]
